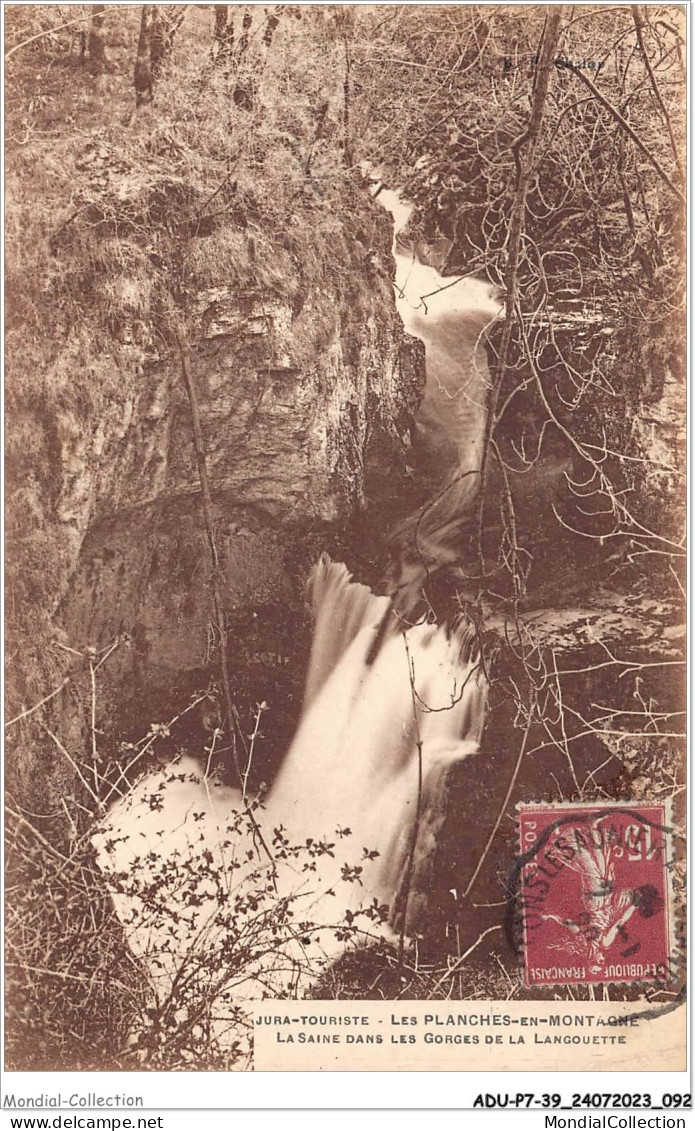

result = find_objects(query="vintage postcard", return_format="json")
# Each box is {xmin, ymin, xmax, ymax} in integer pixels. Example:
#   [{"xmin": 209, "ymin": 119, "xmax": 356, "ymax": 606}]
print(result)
[{"xmin": 3, "ymin": 0, "xmax": 687, "ymax": 1093}]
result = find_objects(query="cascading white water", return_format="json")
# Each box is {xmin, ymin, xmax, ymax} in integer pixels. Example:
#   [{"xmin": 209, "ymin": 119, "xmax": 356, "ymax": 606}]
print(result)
[
  {"xmin": 376, "ymin": 187, "xmax": 502, "ymax": 470},
  {"xmin": 94, "ymin": 559, "xmax": 486, "ymax": 1012},
  {"xmin": 375, "ymin": 186, "xmax": 503, "ymax": 607},
  {"xmin": 93, "ymin": 183, "xmax": 494, "ymax": 1049},
  {"xmin": 268, "ymin": 557, "xmax": 486, "ymax": 923}
]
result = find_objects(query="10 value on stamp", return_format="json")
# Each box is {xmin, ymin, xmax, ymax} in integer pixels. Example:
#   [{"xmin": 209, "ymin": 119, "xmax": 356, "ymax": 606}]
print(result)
[{"xmin": 516, "ymin": 801, "xmax": 673, "ymax": 987}]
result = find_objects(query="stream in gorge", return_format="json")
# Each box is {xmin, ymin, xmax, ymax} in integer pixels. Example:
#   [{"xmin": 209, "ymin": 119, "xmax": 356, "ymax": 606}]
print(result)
[{"xmin": 93, "ymin": 184, "xmax": 506, "ymax": 1033}]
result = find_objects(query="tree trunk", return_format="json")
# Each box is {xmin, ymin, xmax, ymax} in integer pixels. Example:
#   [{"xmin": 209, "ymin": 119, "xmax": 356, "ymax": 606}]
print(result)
[
  {"xmin": 263, "ymin": 10, "xmax": 280, "ymax": 48},
  {"xmin": 496, "ymin": 8, "xmax": 564, "ymax": 384},
  {"xmin": 475, "ymin": 8, "xmax": 565, "ymax": 578},
  {"xmin": 341, "ymin": 31, "xmax": 352, "ymax": 168},
  {"xmin": 134, "ymin": 5, "xmax": 187, "ymax": 106},
  {"xmin": 238, "ymin": 9, "xmax": 253, "ymax": 57},
  {"xmin": 233, "ymin": 10, "xmax": 255, "ymax": 109},
  {"xmin": 150, "ymin": 5, "xmax": 184, "ymax": 78},
  {"xmin": 213, "ymin": 5, "xmax": 235, "ymax": 67},
  {"xmin": 87, "ymin": 4, "xmax": 108, "ymax": 75},
  {"xmin": 134, "ymin": 5, "xmax": 153, "ymax": 106}
]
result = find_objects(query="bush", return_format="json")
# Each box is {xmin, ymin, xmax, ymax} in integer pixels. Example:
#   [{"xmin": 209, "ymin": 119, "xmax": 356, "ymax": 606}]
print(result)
[{"xmin": 6, "ymin": 676, "xmax": 389, "ymax": 1070}]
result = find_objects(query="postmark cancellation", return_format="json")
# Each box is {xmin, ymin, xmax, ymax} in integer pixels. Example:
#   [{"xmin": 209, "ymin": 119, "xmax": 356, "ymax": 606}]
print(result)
[{"xmin": 515, "ymin": 801, "xmax": 677, "ymax": 989}]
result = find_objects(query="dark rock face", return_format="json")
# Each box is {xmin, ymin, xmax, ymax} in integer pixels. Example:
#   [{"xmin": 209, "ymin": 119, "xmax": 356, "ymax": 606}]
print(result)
[{"xmin": 8, "ymin": 213, "xmax": 425, "ymax": 770}]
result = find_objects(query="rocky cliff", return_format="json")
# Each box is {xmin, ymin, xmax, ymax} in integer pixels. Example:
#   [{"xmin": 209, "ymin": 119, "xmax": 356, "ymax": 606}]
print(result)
[{"xmin": 6, "ymin": 182, "xmax": 424, "ymax": 799}]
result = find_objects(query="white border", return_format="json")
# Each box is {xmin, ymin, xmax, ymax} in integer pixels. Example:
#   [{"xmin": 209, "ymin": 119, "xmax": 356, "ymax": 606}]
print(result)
[{"xmin": 1, "ymin": 0, "xmax": 690, "ymax": 1113}]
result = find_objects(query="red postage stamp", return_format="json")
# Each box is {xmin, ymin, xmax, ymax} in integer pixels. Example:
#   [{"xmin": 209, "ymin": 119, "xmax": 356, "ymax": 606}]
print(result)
[{"xmin": 516, "ymin": 801, "xmax": 673, "ymax": 988}]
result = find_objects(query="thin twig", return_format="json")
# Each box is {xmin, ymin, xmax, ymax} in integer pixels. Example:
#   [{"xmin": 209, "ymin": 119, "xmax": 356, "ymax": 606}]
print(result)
[
  {"xmin": 174, "ymin": 324, "xmax": 276, "ymax": 876},
  {"xmin": 632, "ymin": 7, "xmax": 680, "ymax": 167},
  {"xmin": 567, "ymin": 60, "xmax": 684, "ymax": 203},
  {"xmin": 6, "ymin": 808, "xmax": 70, "ymax": 864},
  {"xmin": 431, "ymin": 925, "xmax": 503, "ymax": 992},
  {"xmin": 89, "ymin": 659, "xmax": 100, "ymax": 795},
  {"xmin": 41, "ymin": 725, "xmax": 103, "ymax": 810},
  {"xmin": 398, "ymin": 633, "xmax": 424, "ymax": 966},
  {"xmin": 461, "ymin": 712, "xmax": 534, "ymax": 902},
  {"xmin": 5, "ymin": 13, "xmax": 92, "ymax": 60},
  {"xmin": 5, "ymin": 678, "xmax": 70, "ymax": 729}
]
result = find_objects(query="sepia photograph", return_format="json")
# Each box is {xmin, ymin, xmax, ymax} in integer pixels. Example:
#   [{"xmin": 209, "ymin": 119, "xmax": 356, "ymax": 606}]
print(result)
[{"xmin": 3, "ymin": 1, "xmax": 687, "ymax": 1079}]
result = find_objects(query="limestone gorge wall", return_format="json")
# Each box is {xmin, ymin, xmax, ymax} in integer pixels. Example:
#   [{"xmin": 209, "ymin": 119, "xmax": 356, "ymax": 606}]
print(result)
[{"xmin": 7, "ymin": 198, "xmax": 424, "ymax": 765}]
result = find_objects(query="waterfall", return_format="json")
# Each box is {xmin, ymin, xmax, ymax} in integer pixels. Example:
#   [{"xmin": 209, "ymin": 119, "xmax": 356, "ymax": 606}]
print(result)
[
  {"xmin": 93, "ymin": 181, "xmax": 494, "ymax": 1040},
  {"xmin": 94, "ymin": 559, "xmax": 487, "ymax": 1013},
  {"xmin": 267, "ymin": 556, "xmax": 486, "ymax": 928},
  {"xmin": 374, "ymin": 185, "xmax": 503, "ymax": 610}
]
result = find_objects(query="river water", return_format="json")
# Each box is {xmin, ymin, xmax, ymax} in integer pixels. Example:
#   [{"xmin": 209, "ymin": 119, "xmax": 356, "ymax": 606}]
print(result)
[{"xmin": 93, "ymin": 185, "xmax": 501, "ymax": 1042}]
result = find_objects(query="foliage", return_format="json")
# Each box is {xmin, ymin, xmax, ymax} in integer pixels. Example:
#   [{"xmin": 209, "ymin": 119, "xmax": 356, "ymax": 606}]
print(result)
[
  {"xmin": 5, "ymin": 819, "xmax": 145, "ymax": 1071},
  {"xmin": 5, "ymin": 656, "xmax": 389, "ymax": 1070},
  {"xmin": 4, "ymin": 3, "xmax": 390, "ymax": 732},
  {"xmin": 4, "ymin": 2, "xmax": 687, "ymax": 1067},
  {"xmin": 347, "ymin": 8, "xmax": 686, "ymax": 815},
  {"xmin": 353, "ymin": 5, "xmax": 686, "ymax": 570}
]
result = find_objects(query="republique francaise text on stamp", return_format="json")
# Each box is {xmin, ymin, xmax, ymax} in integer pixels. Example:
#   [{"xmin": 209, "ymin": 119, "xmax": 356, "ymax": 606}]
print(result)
[{"xmin": 516, "ymin": 802, "xmax": 674, "ymax": 988}]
